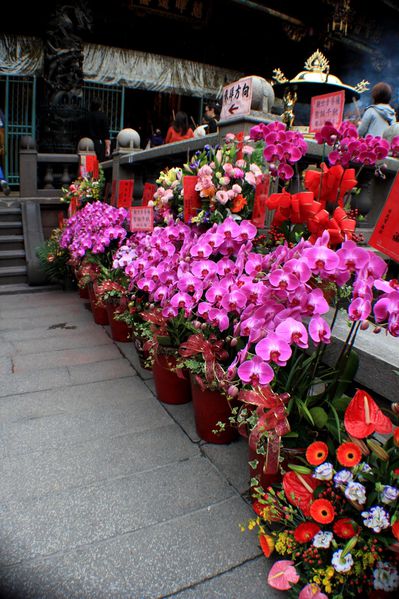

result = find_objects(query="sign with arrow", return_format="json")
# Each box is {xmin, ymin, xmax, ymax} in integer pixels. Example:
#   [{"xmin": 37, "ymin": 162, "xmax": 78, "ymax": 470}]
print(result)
[{"xmin": 220, "ymin": 77, "xmax": 253, "ymax": 120}]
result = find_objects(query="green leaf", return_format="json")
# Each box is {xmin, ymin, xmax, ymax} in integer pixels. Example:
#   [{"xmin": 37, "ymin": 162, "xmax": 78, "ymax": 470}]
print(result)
[
  {"xmin": 309, "ymin": 406, "xmax": 329, "ymax": 429},
  {"xmin": 332, "ymin": 395, "xmax": 351, "ymax": 412},
  {"xmin": 297, "ymin": 398, "xmax": 314, "ymax": 425},
  {"xmin": 330, "ymin": 404, "xmax": 342, "ymax": 444},
  {"xmin": 248, "ymin": 460, "xmax": 259, "ymax": 470}
]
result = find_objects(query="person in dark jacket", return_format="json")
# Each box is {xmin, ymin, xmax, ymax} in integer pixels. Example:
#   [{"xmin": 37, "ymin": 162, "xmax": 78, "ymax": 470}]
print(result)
[
  {"xmin": 204, "ymin": 101, "xmax": 220, "ymax": 134},
  {"xmin": 358, "ymin": 82, "xmax": 396, "ymax": 137},
  {"xmin": 85, "ymin": 98, "xmax": 111, "ymax": 161}
]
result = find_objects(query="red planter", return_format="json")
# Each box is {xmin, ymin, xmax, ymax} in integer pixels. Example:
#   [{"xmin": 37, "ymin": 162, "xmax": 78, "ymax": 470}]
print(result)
[
  {"xmin": 152, "ymin": 353, "xmax": 191, "ymax": 405},
  {"xmin": 79, "ymin": 286, "xmax": 90, "ymax": 300},
  {"xmin": 88, "ymin": 285, "xmax": 109, "ymax": 325},
  {"xmin": 106, "ymin": 303, "xmax": 130, "ymax": 342},
  {"xmin": 248, "ymin": 446, "xmax": 282, "ymax": 493},
  {"xmin": 190, "ymin": 378, "xmax": 238, "ymax": 444}
]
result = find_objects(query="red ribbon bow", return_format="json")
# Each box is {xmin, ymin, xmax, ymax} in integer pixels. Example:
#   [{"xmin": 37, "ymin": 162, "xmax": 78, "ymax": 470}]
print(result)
[
  {"xmin": 304, "ymin": 163, "xmax": 357, "ymax": 209},
  {"xmin": 179, "ymin": 333, "xmax": 227, "ymax": 385},
  {"xmin": 239, "ymin": 386, "xmax": 290, "ymax": 474}
]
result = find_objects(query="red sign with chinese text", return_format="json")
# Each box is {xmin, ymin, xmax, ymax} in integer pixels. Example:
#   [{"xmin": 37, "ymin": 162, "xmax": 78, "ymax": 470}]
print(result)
[
  {"xmin": 309, "ymin": 91, "xmax": 345, "ymax": 133},
  {"xmin": 142, "ymin": 182, "xmax": 157, "ymax": 206},
  {"xmin": 369, "ymin": 172, "xmax": 399, "ymax": 262},
  {"xmin": 183, "ymin": 175, "xmax": 201, "ymax": 223},
  {"xmin": 117, "ymin": 180, "xmax": 134, "ymax": 209},
  {"xmin": 130, "ymin": 207, "xmax": 154, "ymax": 232},
  {"xmin": 252, "ymin": 175, "xmax": 270, "ymax": 228},
  {"xmin": 79, "ymin": 155, "xmax": 99, "ymax": 179}
]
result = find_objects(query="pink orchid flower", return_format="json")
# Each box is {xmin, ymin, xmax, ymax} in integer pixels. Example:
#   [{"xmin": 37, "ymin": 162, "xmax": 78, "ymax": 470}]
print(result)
[
  {"xmin": 299, "ymin": 583, "xmax": 328, "ymax": 599},
  {"xmin": 275, "ymin": 317, "xmax": 308, "ymax": 349},
  {"xmin": 237, "ymin": 356, "xmax": 274, "ymax": 386},
  {"xmin": 309, "ymin": 316, "xmax": 331, "ymax": 344},
  {"xmin": 348, "ymin": 297, "xmax": 372, "ymax": 321},
  {"xmin": 255, "ymin": 333, "xmax": 292, "ymax": 366}
]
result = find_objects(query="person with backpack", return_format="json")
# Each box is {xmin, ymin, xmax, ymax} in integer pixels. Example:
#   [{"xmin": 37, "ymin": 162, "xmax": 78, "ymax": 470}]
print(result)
[{"xmin": 358, "ymin": 82, "xmax": 396, "ymax": 137}]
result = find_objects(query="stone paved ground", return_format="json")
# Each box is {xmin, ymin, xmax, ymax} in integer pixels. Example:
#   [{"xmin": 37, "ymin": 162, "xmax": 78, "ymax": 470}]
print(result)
[{"xmin": 0, "ymin": 290, "xmax": 280, "ymax": 599}]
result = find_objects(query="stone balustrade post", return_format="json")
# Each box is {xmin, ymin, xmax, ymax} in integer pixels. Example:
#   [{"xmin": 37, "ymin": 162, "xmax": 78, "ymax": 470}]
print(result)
[{"xmin": 19, "ymin": 137, "xmax": 38, "ymax": 198}]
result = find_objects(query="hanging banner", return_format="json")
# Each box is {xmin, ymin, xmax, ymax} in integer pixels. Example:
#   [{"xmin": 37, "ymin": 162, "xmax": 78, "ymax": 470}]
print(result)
[
  {"xmin": 79, "ymin": 155, "xmax": 99, "ymax": 179},
  {"xmin": 309, "ymin": 90, "xmax": 345, "ymax": 133},
  {"xmin": 142, "ymin": 182, "xmax": 157, "ymax": 206},
  {"xmin": 68, "ymin": 198, "xmax": 79, "ymax": 217},
  {"xmin": 252, "ymin": 175, "xmax": 270, "ymax": 228},
  {"xmin": 220, "ymin": 77, "xmax": 253, "ymax": 120},
  {"xmin": 117, "ymin": 180, "xmax": 134, "ymax": 209},
  {"xmin": 369, "ymin": 172, "xmax": 399, "ymax": 262},
  {"xmin": 183, "ymin": 175, "xmax": 201, "ymax": 223},
  {"xmin": 130, "ymin": 207, "xmax": 154, "ymax": 232}
]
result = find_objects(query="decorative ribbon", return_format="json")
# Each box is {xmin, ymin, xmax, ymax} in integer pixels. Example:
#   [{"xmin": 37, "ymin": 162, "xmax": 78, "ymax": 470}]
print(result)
[
  {"xmin": 239, "ymin": 386, "xmax": 290, "ymax": 474},
  {"xmin": 179, "ymin": 333, "xmax": 227, "ymax": 385}
]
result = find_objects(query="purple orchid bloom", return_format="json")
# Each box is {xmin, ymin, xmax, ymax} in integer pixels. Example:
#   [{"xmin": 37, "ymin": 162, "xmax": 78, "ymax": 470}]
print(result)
[
  {"xmin": 360, "ymin": 252, "xmax": 387, "ymax": 281},
  {"xmin": 191, "ymin": 260, "xmax": 217, "ymax": 279},
  {"xmin": 217, "ymin": 258, "xmax": 236, "ymax": 277},
  {"xmin": 275, "ymin": 317, "xmax": 309, "ymax": 349},
  {"xmin": 309, "ymin": 316, "xmax": 331, "ymax": 344},
  {"xmin": 244, "ymin": 253, "xmax": 265, "ymax": 276},
  {"xmin": 177, "ymin": 273, "xmax": 203, "ymax": 295},
  {"xmin": 205, "ymin": 279, "xmax": 232, "ymax": 305},
  {"xmin": 170, "ymin": 292, "xmax": 195, "ymax": 313},
  {"xmin": 277, "ymin": 163, "xmax": 294, "ymax": 180},
  {"xmin": 237, "ymin": 356, "xmax": 274, "ymax": 386},
  {"xmin": 337, "ymin": 240, "xmax": 369, "ymax": 273},
  {"xmin": 218, "ymin": 217, "xmax": 241, "ymax": 240},
  {"xmin": 238, "ymin": 220, "xmax": 257, "ymax": 241},
  {"xmin": 303, "ymin": 245, "xmax": 340, "ymax": 274},
  {"xmin": 269, "ymin": 268, "xmax": 300, "ymax": 291},
  {"xmin": 284, "ymin": 258, "xmax": 312, "ymax": 283},
  {"xmin": 190, "ymin": 241, "xmax": 213, "ymax": 259},
  {"xmin": 304, "ymin": 288, "xmax": 330, "ymax": 316},
  {"xmin": 220, "ymin": 289, "xmax": 248, "ymax": 313},
  {"xmin": 255, "ymin": 333, "xmax": 292, "ymax": 366},
  {"xmin": 348, "ymin": 297, "xmax": 372, "ymax": 321},
  {"xmin": 374, "ymin": 290, "xmax": 399, "ymax": 323},
  {"xmin": 208, "ymin": 308, "xmax": 230, "ymax": 332}
]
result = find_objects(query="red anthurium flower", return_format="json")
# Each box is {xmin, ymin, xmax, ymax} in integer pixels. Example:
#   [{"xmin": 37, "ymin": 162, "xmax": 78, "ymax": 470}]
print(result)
[
  {"xmin": 294, "ymin": 522, "xmax": 320, "ymax": 543},
  {"xmin": 309, "ymin": 499, "xmax": 335, "ymax": 524},
  {"xmin": 283, "ymin": 471, "xmax": 318, "ymax": 517},
  {"xmin": 259, "ymin": 533, "xmax": 275, "ymax": 557},
  {"xmin": 344, "ymin": 390, "xmax": 392, "ymax": 438},
  {"xmin": 392, "ymin": 521, "xmax": 399, "ymax": 541},
  {"xmin": 333, "ymin": 518, "xmax": 359, "ymax": 539}
]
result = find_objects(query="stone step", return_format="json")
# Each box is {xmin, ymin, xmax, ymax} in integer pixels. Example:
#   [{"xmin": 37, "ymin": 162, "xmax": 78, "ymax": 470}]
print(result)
[
  {"xmin": 0, "ymin": 283, "xmax": 60, "ymax": 295},
  {"xmin": 0, "ymin": 222, "xmax": 23, "ymax": 236},
  {"xmin": 0, "ymin": 235, "xmax": 25, "ymax": 251},
  {"xmin": 0, "ymin": 207, "xmax": 22, "ymax": 222},
  {"xmin": 0, "ymin": 265, "xmax": 28, "ymax": 285},
  {"xmin": 0, "ymin": 249, "xmax": 26, "ymax": 267}
]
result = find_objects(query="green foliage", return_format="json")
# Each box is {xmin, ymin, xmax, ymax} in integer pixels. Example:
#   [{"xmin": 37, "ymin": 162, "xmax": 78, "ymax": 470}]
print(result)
[{"xmin": 36, "ymin": 229, "xmax": 73, "ymax": 285}]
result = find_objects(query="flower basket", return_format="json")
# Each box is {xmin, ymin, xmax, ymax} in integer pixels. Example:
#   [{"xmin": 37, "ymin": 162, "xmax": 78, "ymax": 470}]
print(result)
[
  {"xmin": 105, "ymin": 302, "xmax": 130, "ymax": 342},
  {"xmin": 88, "ymin": 284, "xmax": 109, "ymax": 326},
  {"xmin": 190, "ymin": 376, "xmax": 238, "ymax": 444},
  {"xmin": 152, "ymin": 351, "xmax": 191, "ymax": 405}
]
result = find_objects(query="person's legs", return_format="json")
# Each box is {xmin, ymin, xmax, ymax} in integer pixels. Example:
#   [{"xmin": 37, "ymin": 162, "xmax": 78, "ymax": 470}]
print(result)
[{"xmin": 0, "ymin": 166, "xmax": 10, "ymax": 196}]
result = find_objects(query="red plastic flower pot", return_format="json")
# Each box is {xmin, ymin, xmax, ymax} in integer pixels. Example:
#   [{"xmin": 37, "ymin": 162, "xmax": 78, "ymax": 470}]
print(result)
[
  {"xmin": 248, "ymin": 446, "xmax": 282, "ymax": 493},
  {"xmin": 88, "ymin": 285, "xmax": 109, "ymax": 325},
  {"xmin": 152, "ymin": 353, "xmax": 191, "ymax": 405},
  {"xmin": 190, "ymin": 378, "xmax": 238, "ymax": 444},
  {"xmin": 106, "ymin": 303, "xmax": 130, "ymax": 342},
  {"xmin": 79, "ymin": 286, "xmax": 90, "ymax": 299}
]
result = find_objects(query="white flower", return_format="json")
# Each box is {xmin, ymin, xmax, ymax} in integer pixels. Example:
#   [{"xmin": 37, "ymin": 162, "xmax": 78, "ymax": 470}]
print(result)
[
  {"xmin": 381, "ymin": 485, "xmax": 399, "ymax": 505},
  {"xmin": 373, "ymin": 561, "xmax": 399, "ymax": 592},
  {"xmin": 313, "ymin": 462, "xmax": 334, "ymax": 481},
  {"xmin": 332, "ymin": 549, "xmax": 354, "ymax": 573},
  {"xmin": 361, "ymin": 506, "xmax": 390, "ymax": 533},
  {"xmin": 345, "ymin": 482, "xmax": 367, "ymax": 505},
  {"xmin": 312, "ymin": 531, "xmax": 333, "ymax": 548},
  {"xmin": 357, "ymin": 462, "xmax": 372, "ymax": 481},
  {"xmin": 333, "ymin": 470, "xmax": 353, "ymax": 487}
]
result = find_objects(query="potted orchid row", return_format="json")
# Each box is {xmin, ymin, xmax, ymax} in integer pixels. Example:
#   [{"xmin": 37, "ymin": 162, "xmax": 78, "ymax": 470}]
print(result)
[{"xmin": 43, "ymin": 120, "xmax": 399, "ymax": 597}]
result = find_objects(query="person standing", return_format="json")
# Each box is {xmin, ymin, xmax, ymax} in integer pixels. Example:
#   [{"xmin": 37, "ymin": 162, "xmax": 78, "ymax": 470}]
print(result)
[
  {"xmin": 0, "ymin": 108, "xmax": 10, "ymax": 195},
  {"xmin": 165, "ymin": 112, "xmax": 194, "ymax": 144},
  {"xmin": 85, "ymin": 98, "xmax": 111, "ymax": 161},
  {"xmin": 204, "ymin": 101, "xmax": 220, "ymax": 134},
  {"xmin": 358, "ymin": 82, "xmax": 396, "ymax": 137}
]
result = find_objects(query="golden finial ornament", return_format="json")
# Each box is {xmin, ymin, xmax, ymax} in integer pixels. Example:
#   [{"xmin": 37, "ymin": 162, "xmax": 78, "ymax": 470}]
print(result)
[
  {"xmin": 354, "ymin": 80, "xmax": 370, "ymax": 94},
  {"xmin": 272, "ymin": 68, "xmax": 288, "ymax": 85},
  {"xmin": 303, "ymin": 50, "xmax": 330, "ymax": 74}
]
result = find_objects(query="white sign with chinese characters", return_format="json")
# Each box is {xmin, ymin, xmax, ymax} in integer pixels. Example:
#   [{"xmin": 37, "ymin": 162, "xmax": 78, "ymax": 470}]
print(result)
[{"xmin": 220, "ymin": 77, "xmax": 253, "ymax": 120}]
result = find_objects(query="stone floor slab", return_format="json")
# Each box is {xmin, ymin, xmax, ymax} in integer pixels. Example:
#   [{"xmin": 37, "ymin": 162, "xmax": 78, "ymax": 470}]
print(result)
[
  {"xmin": 0, "ymin": 497, "xmax": 259, "ymax": 599},
  {"xmin": 0, "ymin": 424, "xmax": 199, "ymax": 503},
  {"xmin": 202, "ymin": 437, "xmax": 250, "ymax": 495},
  {"xmin": 116, "ymin": 341, "xmax": 153, "ymax": 380},
  {"xmin": 12, "ymin": 345, "xmax": 121, "ymax": 373},
  {"xmin": 13, "ymin": 331, "xmax": 112, "ymax": 355},
  {"xmin": 168, "ymin": 556, "xmax": 278, "ymax": 599},
  {"xmin": 68, "ymin": 358, "xmax": 134, "ymax": 385},
  {"xmin": 0, "ymin": 456, "xmax": 233, "ymax": 566},
  {"xmin": 162, "ymin": 402, "xmax": 200, "ymax": 443},
  {"xmin": 0, "ymin": 392, "xmax": 171, "ymax": 457},
  {"xmin": 0, "ymin": 367, "xmax": 71, "ymax": 399},
  {"xmin": 0, "ymin": 321, "xmax": 101, "ymax": 343},
  {"xmin": 0, "ymin": 312, "xmax": 94, "ymax": 332}
]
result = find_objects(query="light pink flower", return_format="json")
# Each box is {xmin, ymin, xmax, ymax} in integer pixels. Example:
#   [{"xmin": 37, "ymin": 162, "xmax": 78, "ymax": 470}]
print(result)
[
  {"xmin": 267, "ymin": 560, "xmax": 300, "ymax": 591},
  {"xmin": 299, "ymin": 583, "xmax": 328, "ymax": 599},
  {"xmin": 237, "ymin": 356, "xmax": 274, "ymax": 386},
  {"xmin": 275, "ymin": 317, "xmax": 308, "ymax": 349}
]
